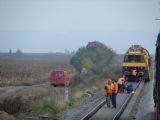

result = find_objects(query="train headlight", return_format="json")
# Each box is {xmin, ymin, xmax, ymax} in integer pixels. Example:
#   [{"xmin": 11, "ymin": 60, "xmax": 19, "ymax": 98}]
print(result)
[
  {"xmin": 138, "ymin": 72, "xmax": 144, "ymax": 76},
  {"xmin": 124, "ymin": 71, "xmax": 130, "ymax": 75}
]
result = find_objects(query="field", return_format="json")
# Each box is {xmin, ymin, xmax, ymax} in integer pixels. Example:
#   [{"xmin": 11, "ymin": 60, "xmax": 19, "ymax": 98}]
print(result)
[
  {"xmin": 0, "ymin": 53, "xmax": 121, "ymax": 120},
  {"xmin": 0, "ymin": 53, "xmax": 74, "ymax": 86}
]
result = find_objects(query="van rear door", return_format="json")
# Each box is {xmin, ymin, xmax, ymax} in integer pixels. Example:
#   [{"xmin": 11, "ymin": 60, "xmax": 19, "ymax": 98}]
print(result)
[{"xmin": 52, "ymin": 71, "xmax": 65, "ymax": 83}]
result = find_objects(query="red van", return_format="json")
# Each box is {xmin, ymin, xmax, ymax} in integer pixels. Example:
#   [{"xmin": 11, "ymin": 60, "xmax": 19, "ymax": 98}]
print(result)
[{"xmin": 50, "ymin": 70, "xmax": 69, "ymax": 87}]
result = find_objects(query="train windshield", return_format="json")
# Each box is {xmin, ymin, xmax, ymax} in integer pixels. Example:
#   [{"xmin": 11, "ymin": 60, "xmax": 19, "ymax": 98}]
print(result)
[{"xmin": 124, "ymin": 55, "xmax": 144, "ymax": 62}]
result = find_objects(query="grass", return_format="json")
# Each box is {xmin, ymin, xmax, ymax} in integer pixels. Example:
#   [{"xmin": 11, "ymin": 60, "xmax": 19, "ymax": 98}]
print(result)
[
  {"xmin": 31, "ymin": 100, "xmax": 62, "ymax": 119},
  {"xmin": 25, "ymin": 81, "xmax": 102, "ymax": 120},
  {"xmin": 26, "ymin": 85, "xmax": 98, "ymax": 119}
]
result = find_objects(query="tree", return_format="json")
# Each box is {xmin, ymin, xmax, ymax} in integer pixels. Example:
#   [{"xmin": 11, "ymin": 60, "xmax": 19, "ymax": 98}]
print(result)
[
  {"xmin": 86, "ymin": 41, "xmax": 115, "ymax": 70},
  {"xmin": 9, "ymin": 49, "xmax": 12, "ymax": 54},
  {"xmin": 70, "ymin": 41, "xmax": 116, "ymax": 74},
  {"xmin": 70, "ymin": 47, "xmax": 87, "ymax": 71},
  {"xmin": 81, "ymin": 57, "xmax": 96, "ymax": 71},
  {"xmin": 16, "ymin": 49, "xmax": 22, "ymax": 55}
]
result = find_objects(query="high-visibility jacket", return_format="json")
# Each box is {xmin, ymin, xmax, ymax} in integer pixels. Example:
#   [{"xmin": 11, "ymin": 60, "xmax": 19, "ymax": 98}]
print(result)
[
  {"xmin": 104, "ymin": 84, "xmax": 113, "ymax": 95},
  {"xmin": 112, "ymin": 83, "xmax": 118, "ymax": 93},
  {"xmin": 132, "ymin": 69, "xmax": 137, "ymax": 76}
]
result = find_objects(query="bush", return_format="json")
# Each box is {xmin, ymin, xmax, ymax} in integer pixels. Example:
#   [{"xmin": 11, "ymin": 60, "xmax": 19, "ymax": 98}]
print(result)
[
  {"xmin": 32, "ymin": 100, "xmax": 61, "ymax": 119},
  {"xmin": 41, "ymin": 100, "xmax": 61, "ymax": 115},
  {"xmin": 70, "ymin": 41, "xmax": 115, "ymax": 73}
]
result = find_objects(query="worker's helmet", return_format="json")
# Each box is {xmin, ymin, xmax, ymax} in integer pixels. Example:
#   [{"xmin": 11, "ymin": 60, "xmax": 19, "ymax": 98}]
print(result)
[{"xmin": 107, "ymin": 79, "xmax": 112, "ymax": 83}]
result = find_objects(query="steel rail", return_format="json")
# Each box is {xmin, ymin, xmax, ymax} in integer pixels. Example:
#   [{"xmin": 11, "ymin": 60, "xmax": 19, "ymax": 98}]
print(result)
[
  {"xmin": 112, "ymin": 80, "xmax": 142, "ymax": 120},
  {"xmin": 81, "ymin": 80, "xmax": 143, "ymax": 120}
]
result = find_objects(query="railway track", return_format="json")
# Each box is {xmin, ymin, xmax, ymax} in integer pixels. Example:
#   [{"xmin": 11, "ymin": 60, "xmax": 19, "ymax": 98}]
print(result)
[
  {"xmin": 54, "ymin": 90, "xmax": 106, "ymax": 120},
  {"xmin": 80, "ymin": 99, "xmax": 106, "ymax": 120},
  {"xmin": 80, "ymin": 80, "xmax": 144, "ymax": 120},
  {"xmin": 112, "ymin": 81, "xmax": 142, "ymax": 120},
  {"xmin": 71, "ymin": 97, "xmax": 105, "ymax": 120}
]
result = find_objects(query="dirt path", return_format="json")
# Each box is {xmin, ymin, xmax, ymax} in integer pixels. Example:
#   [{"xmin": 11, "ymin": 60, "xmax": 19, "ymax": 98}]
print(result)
[{"xmin": 0, "ymin": 82, "xmax": 47, "ymax": 97}]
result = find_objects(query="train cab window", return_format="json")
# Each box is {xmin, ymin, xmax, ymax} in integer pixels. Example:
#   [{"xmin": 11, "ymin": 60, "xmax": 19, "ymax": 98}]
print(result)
[
  {"xmin": 124, "ymin": 55, "xmax": 134, "ymax": 62},
  {"xmin": 124, "ymin": 55, "xmax": 144, "ymax": 62},
  {"xmin": 135, "ymin": 55, "xmax": 144, "ymax": 62}
]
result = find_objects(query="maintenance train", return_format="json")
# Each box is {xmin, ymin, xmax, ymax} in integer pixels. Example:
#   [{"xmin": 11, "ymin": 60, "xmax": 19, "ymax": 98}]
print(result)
[
  {"xmin": 122, "ymin": 45, "xmax": 151, "ymax": 81},
  {"xmin": 154, "ymin": 33, "xmax": 160, "ymax": 120}
]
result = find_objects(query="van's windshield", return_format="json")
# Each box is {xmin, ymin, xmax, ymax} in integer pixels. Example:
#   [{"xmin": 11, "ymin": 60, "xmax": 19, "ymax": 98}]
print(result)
[
  {"xmin": 124, "ymin": 55, "xmax": 144, "ymax": 62},
  {"xmin": 53, "ymin": 73, "xmax": 64, "ymax": 78}
]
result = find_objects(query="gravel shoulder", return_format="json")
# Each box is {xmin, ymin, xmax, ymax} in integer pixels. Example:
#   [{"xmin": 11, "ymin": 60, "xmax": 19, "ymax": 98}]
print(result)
[
  {"xmin": 54, "ymin": 89, "xmax": 104, "ymax": 120},
  {"xmin": 135, "ymin": 80, "xmax": 155, "ymax": 120}
]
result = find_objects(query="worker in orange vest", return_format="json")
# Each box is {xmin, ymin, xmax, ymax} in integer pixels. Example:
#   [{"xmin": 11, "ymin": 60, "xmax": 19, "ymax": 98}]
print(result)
[
  {"xmin": 104, "ymin": 79, "xmax": 113, "ymax": 108},
  {"xmin": 132, "ymin": 68, "xmax": 137, "ymax": 76},
  {"xmin": 132, "ymin": 68, "xmax": 137, "ymax": 81},
  {"xmin": 112, "ymin": 81, "xmax": 118, "ymax": 108}
]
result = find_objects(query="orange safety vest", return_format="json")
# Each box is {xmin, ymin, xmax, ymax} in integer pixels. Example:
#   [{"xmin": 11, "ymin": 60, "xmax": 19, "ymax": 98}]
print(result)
[
  {"xmin": 132, "ymin": 69, "xmax": 137, "ymax": 76},
  {"xmin": 112, "ymin": 83, "xmax": 118, "ymax": 93},
  {"xmin": 104, "ymin": 84, "xmax": 113, "ymax": 95}
]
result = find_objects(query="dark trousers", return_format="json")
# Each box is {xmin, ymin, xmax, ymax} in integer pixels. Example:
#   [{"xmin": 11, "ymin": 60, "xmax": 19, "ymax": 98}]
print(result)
[
  {"xmin": 106, "ymin": 94, "xmax": 112, "ymax": 108},
  {"xmin": 112, "ymin": 93, "xmax": 117, "ymax": 108},
  {"xmin": 118, "ymin": 84, "xmax": 123, "ymax": 93}
]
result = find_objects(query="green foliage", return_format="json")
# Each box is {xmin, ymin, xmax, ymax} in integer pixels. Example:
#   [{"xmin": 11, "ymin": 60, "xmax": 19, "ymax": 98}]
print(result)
[
  {"xmin": 70, "ymin": 47, "xmax": 87, "ymax": 71},
  {"xmin": 41, "ymin": 100, "xmax": 60, "ymax": 114},
  {"xmin": 32, "ymin": 100, "xmax": 61, "ymax": 119},
  {"xmin": 70, "ymin": 41, "xmax": 116, "ymax": 73},
  {"xmin": 81, "ymin": 57, "xmax": 96, "ymax": 71},
  {"xmin": 66, "ymin": 97, "xmax": 76, "ymax": 107}
]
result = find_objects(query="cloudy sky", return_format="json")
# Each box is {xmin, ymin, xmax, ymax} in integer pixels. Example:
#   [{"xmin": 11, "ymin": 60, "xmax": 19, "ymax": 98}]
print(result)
[{"xmin": 0, "ymin": 0, "xmax": 159, "ymax": 54}]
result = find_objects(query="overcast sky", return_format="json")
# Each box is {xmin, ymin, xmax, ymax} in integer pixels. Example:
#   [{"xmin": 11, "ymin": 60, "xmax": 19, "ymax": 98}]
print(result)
[{"xmin": 0, "ymin": 0, "xmax": 159, "ymax": 54}]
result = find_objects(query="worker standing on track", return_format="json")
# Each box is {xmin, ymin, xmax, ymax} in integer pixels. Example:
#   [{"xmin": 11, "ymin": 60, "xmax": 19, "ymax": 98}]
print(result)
[
  {"xmin": 104, "ymin": 79, "xmax": 113, "ymax": 108},
  {"xmin": 132, "ymin": 68, "xmax": 137, "ymax": 81},
  {"xmin": 117, "ymin": 74, "xmax": 125, "ymax": 93},
  {"xmin": 112, "ymin": 80, "xmax": 118, "ymax": 108},
  {"xmin": 122, "ymin": 74, "xmax": 126, "ymax": 92}
]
